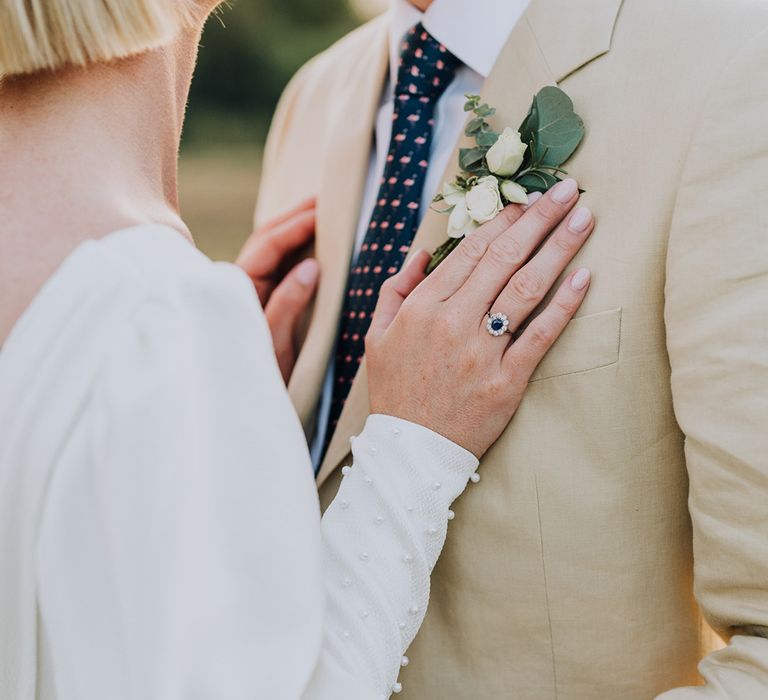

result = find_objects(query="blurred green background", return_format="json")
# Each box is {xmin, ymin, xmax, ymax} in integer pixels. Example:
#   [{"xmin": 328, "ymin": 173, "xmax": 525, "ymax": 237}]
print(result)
[{"xmin": 180, "ymin": 0, "xmax": 385, "ymax": 261}]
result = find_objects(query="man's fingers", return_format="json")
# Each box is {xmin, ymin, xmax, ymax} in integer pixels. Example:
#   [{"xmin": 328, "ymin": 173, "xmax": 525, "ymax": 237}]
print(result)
[
  {"xmin": 259, "ymin": 196, "xmax": 316, "ymax": 233},
  {"xmin": 503, "ymin": 267, "xmax": 591, "ymax": 380},
  {"xmin": 425, "ymin": 204, "xmax": 525, "ymax": 300},
  {"xmin": 367, "ymin": 249, "xmax": 431, "ymax": 340},
  {"xmin": 237, "ymin": 208, "xmax": 315, "ymax": 284},
  {"xmin": 264, "ymin": 258, "xmax": 320, "ymax": 382}
]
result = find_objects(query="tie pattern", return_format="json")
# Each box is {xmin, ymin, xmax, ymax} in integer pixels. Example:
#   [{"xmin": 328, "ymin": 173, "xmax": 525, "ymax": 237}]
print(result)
[{"xmin": 325, "ymin": 24, "xmax": 461, "ymax": 445}]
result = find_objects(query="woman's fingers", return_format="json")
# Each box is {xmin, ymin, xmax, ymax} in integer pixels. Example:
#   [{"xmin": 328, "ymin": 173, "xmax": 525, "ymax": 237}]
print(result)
[
  {"xmin": 454, "ymin": 179, "xmax": 581, "ymax": 310},
  {"xmin": 367, "ymin": 249, "xmax": 431, "ymax": 340},
  {"xmin": 264, "ymin": 258, "xmax": 320, "ymax": 383},
  {"xmin": 236, "ymin": 207, "xmax": 316, "ymax": 303},
  {"xmin": 503, "ymin": 267, "xmax": 591, "ymax": 379},
  {"xmin": 491, "ymin": 205, "xmax": 594, "ymax": 329},
  {"xmin": 424, "ymin": 204, "xmax": 525, "ymax": 300}
]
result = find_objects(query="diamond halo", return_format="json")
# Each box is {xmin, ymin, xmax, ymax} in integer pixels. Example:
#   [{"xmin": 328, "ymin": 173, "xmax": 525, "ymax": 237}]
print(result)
[{"xmin": 486, "ymin": 312, "xmax": 510, "ymax": 337}]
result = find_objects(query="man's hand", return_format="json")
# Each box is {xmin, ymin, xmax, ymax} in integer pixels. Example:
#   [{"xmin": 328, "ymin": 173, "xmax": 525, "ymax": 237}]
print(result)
[{"xmin": 237, "ymin": 197, "xmax": 319, "ymax": 384}]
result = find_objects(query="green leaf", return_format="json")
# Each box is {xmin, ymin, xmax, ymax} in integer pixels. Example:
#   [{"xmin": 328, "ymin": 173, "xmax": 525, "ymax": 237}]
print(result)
[
  {"xmin": 474, "ymin": 104, "xmax": 496, "ymax": 118},
  {"xmin": 459, "ymin": 147, "xmax": 487, "ymax": 171},
  {"xmin": 465, "ymin": 117, "xmax": 486, "ymax": 136},
  {"xmin": 463, "ymin": 94, "xmax": 481, "ymax": 111},
  {"xmin": 475, "ymin": 130, "xmax": 499, "ymax": 147},
  {"xmin": 515, "ymin": 170, "xmax": 560, "ymax": 193},
  {"xmin": 518, "ymin": 99, "xmax": 539, "ymax": 147},
  {"xmin": 528, "ymin": 86, "xmax": 584, "ymax": 167}
]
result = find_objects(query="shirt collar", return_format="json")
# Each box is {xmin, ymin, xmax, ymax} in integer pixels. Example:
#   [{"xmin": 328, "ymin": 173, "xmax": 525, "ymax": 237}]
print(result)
[{"xmin": 387, "ymin": 0, "xmax": 531, "ymax": 85}]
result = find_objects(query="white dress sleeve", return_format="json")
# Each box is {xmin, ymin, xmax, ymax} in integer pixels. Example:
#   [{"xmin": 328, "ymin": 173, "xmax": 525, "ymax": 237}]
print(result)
[{"xmin": 35, "ymin": 260, "xmax": 478, "ymax": 700}]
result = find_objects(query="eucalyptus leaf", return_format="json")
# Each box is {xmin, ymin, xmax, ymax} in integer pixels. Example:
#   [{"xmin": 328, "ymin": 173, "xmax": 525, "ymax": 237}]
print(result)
[
  {"xmin": 528, "ymin": 86, "xmax": 584, "ymax": 167},
  {"xmin": 515, "ymin": 170, "xmax": 560, "ymax": 193},
  {"xmin": 475, "ymin": 130, "xmax": 499, "ymax": 147},
  {"xmin": 518, "ymin": 100, "xmax": 539, "ymax": 147},
  {"xmin": 465, "ymin": 117, "xmax": 485, "ymax": 136},
  {"xmin": 459, "ymin": 147, "xmax": 487, "ymax": 171}
]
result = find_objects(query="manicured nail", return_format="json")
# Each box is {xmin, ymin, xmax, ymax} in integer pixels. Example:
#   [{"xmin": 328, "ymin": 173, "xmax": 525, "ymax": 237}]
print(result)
[
  {"xmin": 295, "ymin": 258, "xmax": 319, "ymax": 286},
  {"xmin": 571, "ymin": 267, "xmax": 591, "ymax": 290},
  {"xmin": 552, "ymin": 178, "xmax": 578, "ymax": 203},
  {"xmin": 523, "ymin": 191, "xmax": 543, "ymax": 210},
  {"xmin": 569, "ymin": 207, "xmax": 592, "ymax": 233},
  {"xmin": 406, "ymin": 249, "xmax": 427, "ymax": 268}
]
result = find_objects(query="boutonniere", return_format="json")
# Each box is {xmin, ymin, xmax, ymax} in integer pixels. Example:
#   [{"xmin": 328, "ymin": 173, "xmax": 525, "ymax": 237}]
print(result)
[{"xmin": 427, "ymin": 87, "xmax": 585, "ymax": 273}]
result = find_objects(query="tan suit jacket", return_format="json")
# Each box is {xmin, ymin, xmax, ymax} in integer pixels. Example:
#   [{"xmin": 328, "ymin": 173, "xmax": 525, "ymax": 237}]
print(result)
[{"xmin": 254, "ymin": 0, "xmax": 768, "ymax": 697}]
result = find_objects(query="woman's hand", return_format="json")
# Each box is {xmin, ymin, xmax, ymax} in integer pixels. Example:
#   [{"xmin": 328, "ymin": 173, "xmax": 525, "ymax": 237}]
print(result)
[
  {"xmin": 237, "ymin": 198, "xmax": 319, "ymax": 383},
  {"xmin": 366, "ymin": 179, "xmax": 594, "ymax": 458}
]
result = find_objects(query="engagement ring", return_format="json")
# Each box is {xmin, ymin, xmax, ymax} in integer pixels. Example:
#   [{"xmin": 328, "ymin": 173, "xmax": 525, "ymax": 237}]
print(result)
[{"xmin": 486, "ymin": 312, "xmax": 511, "ymax": 337}]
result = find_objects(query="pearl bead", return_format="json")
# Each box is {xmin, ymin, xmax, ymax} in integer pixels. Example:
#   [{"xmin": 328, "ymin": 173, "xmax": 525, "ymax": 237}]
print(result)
[
  {"xmin": 342, "ymin": 577, "xmax": 352, "ymax": 588},
  {"xmin": 342, "ymin": 466, "xmax": 351, "ymax": 476},
  {"xmin": 470, "ymin": 472, "xmax": 481, "ymax": 483},
  {"xmin": 401, "ymin": 656, "xmax": 410, "ymax": 667},
  {"xmin": 408, "ymin": 605, "xmax": 419, "ymax": 615},
  {"xmin": 447, "ymin": 510, "xmax": 455, "ymax": 521},
  {"xmin": 360, "ymin": 610, "xmax": 370, "ymax": 620},
  {"xmin": 392, "ymin": 682, "xmax": 403, "ymax": 694},
  {"xmin": 340, "ymin": 499, "xmax": 350, "ymax": 509},
  {"xmin": 342, "ymin": 631, "xmax": 351, "ymax": 640},
  {"xmin": 402, "ymin": 553, "xmax": 414, "ymax": 564},
  {"xmin": 406, "ymin": 505, "xmax": 415, "ymax": 513},
  {"xmin": 427, "ymin": 526, "xmax": 438, "ymax": 535},
  {"xmin": 364, "ymin": 476, "xmax": 373, "ymax": 485},
  {"xmin": 392, "ymin": 427, "xmax": 401, "ymax": 437},
  {"xmin": 374, "ymin": 515, "xmax": 384, "ymax": 525},
  {"xmin": 368, "ymin": 445, "xmax": 378, "ymax": 456},
  {"xmin": 432, "ymin": 481, "xmax": 442, "ymax": 491},
  {"xmin": 398, "ymin": 621, "xmax": 406, "ymax": 630},
  {"xmin": 359, "ymin": 552, "xmax": 370, "ymax": 562}
]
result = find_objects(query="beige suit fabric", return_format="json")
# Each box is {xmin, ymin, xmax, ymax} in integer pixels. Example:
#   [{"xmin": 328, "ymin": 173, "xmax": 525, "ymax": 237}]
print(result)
[{"xmin": 254, "ymin": 1, "xmax": 768, "ymax": 697}]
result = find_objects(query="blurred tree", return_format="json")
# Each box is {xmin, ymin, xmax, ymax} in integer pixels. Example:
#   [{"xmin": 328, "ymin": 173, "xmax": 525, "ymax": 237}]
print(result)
[{"xmin": 185, "ymin": 0, "xmax": 362, "ymax": 148}]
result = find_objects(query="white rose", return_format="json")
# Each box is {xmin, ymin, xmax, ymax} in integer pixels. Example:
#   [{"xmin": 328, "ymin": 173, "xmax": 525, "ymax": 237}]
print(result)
[
  {"xmin": 465, "ymin": 175, "xmax": 503, "ymax": 224},
  {"xmin": 500, "ymin": 179, "xmax": 529, "ymax": 205},
  {"xmin": 447, "ymin": 195, "xmax": 478, "ymax": 238},
  {"xmin": 486, "ymin": 127, "xmax": 527, "ymax": 177},
  {"xmin": 441, "ymin": 180, "xmax": 466, "ymax": 206}
]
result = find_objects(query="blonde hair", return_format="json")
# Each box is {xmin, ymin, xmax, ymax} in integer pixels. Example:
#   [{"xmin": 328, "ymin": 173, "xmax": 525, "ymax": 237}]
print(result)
[{"xmin": 0, "ymin": 0, "xmax": 200, "ymax": 76}]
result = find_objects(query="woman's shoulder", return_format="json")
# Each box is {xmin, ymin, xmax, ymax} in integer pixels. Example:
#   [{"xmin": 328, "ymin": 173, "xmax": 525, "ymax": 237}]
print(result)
[{"xmin": 0, "ymin": 224, "xmax": 266, "ymax": 403}]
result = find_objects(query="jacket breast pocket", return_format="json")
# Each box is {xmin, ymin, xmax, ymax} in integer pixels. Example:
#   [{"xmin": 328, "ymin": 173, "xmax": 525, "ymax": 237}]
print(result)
[{"xmin": 529, "ymin": 307, "xmax": 622, "ymax": 382}]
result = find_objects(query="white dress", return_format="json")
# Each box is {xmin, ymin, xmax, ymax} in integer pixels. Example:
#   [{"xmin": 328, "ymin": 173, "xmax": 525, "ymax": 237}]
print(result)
[{"xmin": 0, "ymin": 226, "xmax": 479, "ymax": 700}]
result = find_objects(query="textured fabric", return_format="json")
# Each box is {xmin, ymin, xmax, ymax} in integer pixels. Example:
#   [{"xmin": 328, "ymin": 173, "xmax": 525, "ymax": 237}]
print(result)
[
  {"xmin": 253, "ymin": 0, "xmax": 768, "ymax": 697},
  {"xmin": 0, "ymin": 225, "xmax": 478, "ymax": 700},
  {"xmin": 325, "ymin": 24, "xmax": 460, "ymax": 444}
]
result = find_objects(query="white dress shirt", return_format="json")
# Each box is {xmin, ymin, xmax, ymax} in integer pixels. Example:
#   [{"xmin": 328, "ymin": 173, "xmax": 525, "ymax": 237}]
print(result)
[
  {"xmin": 311, "ymin": 0, "xmax": 532, "ymax": 467},
  {"xmin": 0, "ymin": 226, "xmax": 478, "ymax": 699}
]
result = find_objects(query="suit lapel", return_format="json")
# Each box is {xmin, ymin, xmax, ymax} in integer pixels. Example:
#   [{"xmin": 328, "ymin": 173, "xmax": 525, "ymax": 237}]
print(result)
[
  {"xmin": 288, "ymin": 18, "xmax": 389, "ymax": 433},
  {"xmin": 317, "ymin": 0, "xmax": 624, "ymax": 486}
]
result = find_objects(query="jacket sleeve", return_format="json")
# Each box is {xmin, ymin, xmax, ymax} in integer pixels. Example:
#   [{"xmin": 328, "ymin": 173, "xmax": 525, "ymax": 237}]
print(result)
[{"xmin": 659, "ymin": 25, "xmax": 768, "ymax": 699}]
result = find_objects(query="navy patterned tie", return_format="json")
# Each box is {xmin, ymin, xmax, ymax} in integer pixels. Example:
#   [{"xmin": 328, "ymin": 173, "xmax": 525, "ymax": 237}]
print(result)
[{"xmin": 325, "ymin": 24, "xmax": 461, "ymax": 445}]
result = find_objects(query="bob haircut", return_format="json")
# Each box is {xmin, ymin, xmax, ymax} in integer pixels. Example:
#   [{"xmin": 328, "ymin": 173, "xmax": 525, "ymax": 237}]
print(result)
[{"xmin": 0, "ymin": 0, "xmax": 199, "ymax": 77}]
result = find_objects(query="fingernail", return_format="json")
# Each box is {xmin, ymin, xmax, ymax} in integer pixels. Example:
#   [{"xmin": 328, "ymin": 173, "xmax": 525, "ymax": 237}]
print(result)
[
  {"xmin": 571, "ymin": 267, "xmax": 591, "ymax": 290},
  {"xmin": 523, "ymin": 191, "xmax": 543, "ymax": 210},
  {"xmin": 569, "ymin": 207, "xmax": 592, "ymax": 233},
  {"xmin": 552, "ymin": 178, "xmax": 578, "ymax": 204},
  {"xmin": 295, "ymin": 258, "xmax": 319, "ymax": 286},
  {"xmin": 406, "ymin": 249, "xmax": 426, "ymax": 268}
]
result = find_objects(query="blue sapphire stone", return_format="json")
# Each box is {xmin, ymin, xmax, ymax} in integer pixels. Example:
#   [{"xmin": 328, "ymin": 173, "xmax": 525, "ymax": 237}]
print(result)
[{"xmin": 491, "ymin": 319, "xmax": 504, "ymax": 332}]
